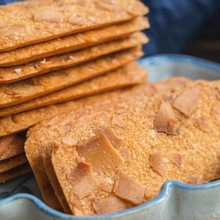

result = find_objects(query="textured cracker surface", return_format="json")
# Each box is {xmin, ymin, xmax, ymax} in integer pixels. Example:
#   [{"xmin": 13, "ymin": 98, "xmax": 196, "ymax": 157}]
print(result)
[
  {"xmin": 0, "ymin": 17, "xmax": 149, "ymax": 67},
  {"xmin": 51, "ymin": 80, "xmax": 220, "ymax": 215},
  {"xmin": 0, "ymin": 0, "xmax": 148, "ymax": 51},
  {"xmin": 0, "ymin": 62, "xmax": 147, "ymax": 117},
  {"xmin": 0, "ymin": 47, "xmax": 142, "ymax": 108}
]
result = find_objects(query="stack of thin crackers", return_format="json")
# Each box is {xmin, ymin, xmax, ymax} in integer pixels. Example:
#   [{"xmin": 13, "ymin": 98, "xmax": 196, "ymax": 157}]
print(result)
[{"xmin": 0, "ymin": 0, "xmax": 149, "ymax": 183}]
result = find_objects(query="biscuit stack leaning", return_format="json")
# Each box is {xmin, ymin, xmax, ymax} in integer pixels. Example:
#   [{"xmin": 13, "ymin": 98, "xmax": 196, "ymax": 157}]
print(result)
[{"xmin": 0, "ymin": 0, "xmax": 150, "ymax": 182}]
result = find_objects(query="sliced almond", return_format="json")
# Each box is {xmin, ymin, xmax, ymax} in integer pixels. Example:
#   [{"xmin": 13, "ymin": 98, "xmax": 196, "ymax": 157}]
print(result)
[
  {"xmin": 120, "ymin": 149, "xmax": 130, "ymax": 161},
  {"xmin": 172, "ymin": 87, "xmax": 199, "ymax": 118},
  {"xmin": 192, "ymin": 116, "xmax": 213, "ymax": 133},
  {"xmin": 93, "ymin": 196, "xmax": 131, "ymax": 215},
  {"xmin": 33, "ymin": 10, "xmax": 63, "ymax": 23},
  {"xmin": 77, "ymin": 133, "xmax": 124, "ymax": 174},
  {"xmin": 154, "ymin": 101, "xmax": 179, "ymax": 135},
  {"xmin": 113, "ymin": 172, "xmax": 144, "ymax": 205},
  {"xmin": 68, "ymin": 15, "xmax": 88, "ymax": 25},
  {"xmin": 6, "ymin": 24, "xmax": 25, "ymax": 35},
  {"xmin": 111, "ymin": 115, "xmax": 126, "ymax": 128},
  {"xmin": 168, "ymin": 152, "xmax": 183, "ymax": 167},
  {"xmin": 102, "ymin": 128, "xmax": 123, "ymax": 149},
  {"xmin": 69, "ymin": 162, "xmax": 96, "ymax": 199},
  {"xmin": 149, "ymin": 153, "xmax": 166, "ymax": 177}
]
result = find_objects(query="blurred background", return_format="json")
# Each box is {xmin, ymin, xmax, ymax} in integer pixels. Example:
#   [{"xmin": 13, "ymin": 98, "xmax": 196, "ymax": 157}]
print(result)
[
  {"xmin": 142, "ymin": 0, "xmax": 220, "ymax": 62},
  {"xmin": 1, "ymin": 0, "xmax": 220, "ymax": 62}
]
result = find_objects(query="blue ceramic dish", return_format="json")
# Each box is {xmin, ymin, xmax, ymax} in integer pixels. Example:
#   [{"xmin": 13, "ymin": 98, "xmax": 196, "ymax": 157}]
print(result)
[{"xmin": 0, "ymin": 55, "xmax": 220, "ymax": 220}]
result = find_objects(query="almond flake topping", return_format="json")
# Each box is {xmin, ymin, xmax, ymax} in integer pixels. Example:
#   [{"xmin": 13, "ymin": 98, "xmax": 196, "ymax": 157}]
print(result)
[
  {"xmin": 6, "ymin": 24, "xmax": 25, "ymax": 35},
  {"xmin": 93, "ymin": 196, "xmax": 131, "ymax": 215},
  {"xmin": 154, "ymin": 101, "xmax": 179, "ymax": 135},
  {"xmin": 33, "ymin": 10, "xmax": 63, "ymax": 23},
  {"xmin": 149, "ymin": 153, "xmax": 166, "ymax": 177},
  {"xmin": 68, "ymin": 15, "xmax": 87, "ymax": 25},
  {"xmin": 76, "ymin": 132, "xmax": 123, "ymax": 174},
  {"xmin": 102, "ymin": 128, "xmax": 123, "ymax": 149},
  {"xmin": 193, "ymin": 116, "xmax": 213, "ymax": 133},
  {"xmin": 70, "ymin": 162, "xmax": 96, "ymax": 199},
  {"xmin": 168, "ymin": 152, "xmax": 183, "ymax": 167},
  {"xmin": 172, "ymin": 87, "xmax": 199, "ymax": 118},
  {"xmin": 112, "ymin": 115, "xmax": 126, "ymax": 128},
  {"xmin": 113, "ymin": 172, "xmax": 144, "ymax": 205}
]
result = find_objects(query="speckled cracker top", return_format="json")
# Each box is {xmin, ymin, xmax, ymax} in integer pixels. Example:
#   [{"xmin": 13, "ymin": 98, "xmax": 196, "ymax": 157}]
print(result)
[
  {"xmin": 0, "ymin": 0, "xmax": 148, "ymax": 52},
  {"xmin": 51, "ymin": 80, "xmax": 220, "ymax": 215}
]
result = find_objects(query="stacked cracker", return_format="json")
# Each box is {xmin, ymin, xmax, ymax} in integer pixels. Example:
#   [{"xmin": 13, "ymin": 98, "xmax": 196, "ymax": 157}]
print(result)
[{"xmin": 0, "ymin": 0, "xmax": 150, "ymax": 183}]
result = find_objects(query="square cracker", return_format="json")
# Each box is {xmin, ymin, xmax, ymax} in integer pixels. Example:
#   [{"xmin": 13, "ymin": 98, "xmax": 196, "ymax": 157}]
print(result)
[
  {"xmin": 0, "ymin": 32, "xmax": 148, "ymax": 83},
  {"xmin": 25, "ymin": 77, "xmax": 191, "ymax": 212},
  {"xmin": 0, "ymin": 0, "xmax": 148, "ymax": 52},
  {"xmin": 50, "ymin": 80, "xmax": 220, "ymax": 215},
  {"xmin": 0, "ymin": 17, "xmax": 149, "ymax": 67},
  {"xmin": 0, "ymin": 47, "xmax": 142, "ymax": 108},
  {"xmin": 0, "ymin": 62, "xmax": 147, "ymax": 117}
]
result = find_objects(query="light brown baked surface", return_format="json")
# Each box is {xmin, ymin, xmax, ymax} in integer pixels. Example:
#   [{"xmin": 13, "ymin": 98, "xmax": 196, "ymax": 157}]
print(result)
[
  {"xmin": 0, "ymin": 133, "xmax": 25, "ymax": 161},
  {"xmin": 0, "ymin": 32, "xmax": 147, "ymax": 84},
  {"xmin": 0, "ymin": 0, "xmax": 148, "ymax": 52},
  {"xmin": 25, "ymin": 83, "xmax": 155, "ymax": 211},
  {"xmin": 0, "ymin": 17, "xmax": 149, "ymax": 67},
  {"xmin": 50, "ymin": 80, "xmax": 220, "ymax": 215},
  {"xmin": 0, "ymin": 47, "xmax": 142, "ymax": 108},
  {"xmin": 0, "ymin": 163, "xmax": 32, "ymax": 183},
  {"xmin": 25, "ymin": 77, "xmax": 190, "ymax": 212},
  {"xmin": 0, "ymin": 62, "xmax": 147, "ymax": 117},
  {"xmin": 0, "ymin": 153, "xmax": 27, "ymax": 173}
]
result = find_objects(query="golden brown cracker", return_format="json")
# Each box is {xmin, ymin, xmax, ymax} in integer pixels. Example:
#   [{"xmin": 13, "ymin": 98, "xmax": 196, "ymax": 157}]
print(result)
[
  {"xmin": 42, "ymin": 147, "xmax": 71, "ymax": 213},
  {"xmin": 0, "ymin": 153, "xmax": 27, "ymax": 173},
  {"xmin": 0, "ymin": 133, "xmax": 25, "ymax": 161},
  {"xmin": 0, "ymin": 32, "xmax": 147, "ymax": 84},
  {"xmin": 0, "ymin": 62, "xmax": 145, "ymax": 138},
  {"xmin": 51, "ymin": 80, "xmax": 220, "ymax": 215},
  {"xmin": 0, "ymin": 17, "xmax": 149, "ymax": 67},
  {"xmin": 0, "ymin": 0, "xmax": 148, "ymax": 52},
  {"xmin": 24, "ymin": 77, "xmax": 192, "ymax": 212},
  {"xmin": 0, "ymin": 47, "xmax": 142, "ymax": 108},
  {"xmin": 0, "ymin": 62, "xmax": 147, "ymax": 117},
  {"xmin": 0, "ymin": 163, "xmax": 31, "ymax": 183},
  {"xmin": 25, "ymin": 83, "xmax": 154, "ymax": 211}
]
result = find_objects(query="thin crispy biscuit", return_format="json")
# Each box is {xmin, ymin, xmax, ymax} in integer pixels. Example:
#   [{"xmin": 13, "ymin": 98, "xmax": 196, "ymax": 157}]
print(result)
[
  {"xmin": 0, "ymin": 47, "xmax": 142, "ymax": 108},
  {"xmin": 0, "ymin": 17, "xmax": 149, "ymax": 67},
  {"xmin": 0, "ymin": 133, "xmax": 25, "ymax": 161},
  {"xmin": 0, "ymin": 154, "xmax": 27, "ymax": 173},
  {"xmin": 0, "ymin": 62, "xmax": 145, "ymax": 138},
  {"xmin": 50, "ymin": 80, "xmax": 220, "ymax": 215},
  {"xmin": 25, "ymin": 83, "xmax": 155, "ymax": 211},
  {"xmin": 25, "ymin": 77, "xmax": 190, "ymax": 212},
  {"xmin": 0, "ymin": 62, "xmax": 147, "ymax": 117},
  {"xmin": 0, "ymin": 0, "xmax": 148, "ymax": 52},
  {"xmin": 42, "ymin": 147, "xmax": 71, "ymax": 213},
  {"xmin": 0, "ymin": 32, "xmax": 147, "ymax": 84},
  {"xmin": 0, "ymin": 163, "xmax": 31, "ymax": 183}
]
